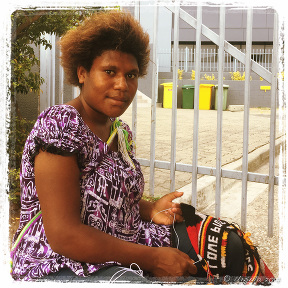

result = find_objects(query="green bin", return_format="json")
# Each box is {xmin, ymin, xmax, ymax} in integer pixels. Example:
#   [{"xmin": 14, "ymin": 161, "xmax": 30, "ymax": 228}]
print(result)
[
  {"xmin": 182, "ymin": 85, "xmax": 195, "ymax": 109},
  {"xmin": 215, "ymin": 85, "xmax": 229, "ymax": 111}
]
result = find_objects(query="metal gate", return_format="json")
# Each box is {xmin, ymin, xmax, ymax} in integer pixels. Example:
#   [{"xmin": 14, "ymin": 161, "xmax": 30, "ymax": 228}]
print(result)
[
  {"xmin": 132, "ymin": 4, "xmax": 281, "ymax": 237},
  {"xmin": 39, "ymin": 4, "xmax": 284, "ymax": 237}
]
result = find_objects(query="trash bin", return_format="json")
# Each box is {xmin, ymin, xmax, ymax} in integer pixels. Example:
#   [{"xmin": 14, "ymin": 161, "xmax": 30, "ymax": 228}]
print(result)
[
  {"xmin": 215, "ymin": 85, "xmax": 229, "ymax": 111},
  {"xmin": 161, "ymin": 82, "xmax": 173, "ymax": 108},
  {"xmin": 199, "ymin": 84, "xmax": 214, "ymax": 110},
  {"xmin": 182, "ymin": 85, "xmax": 195, "ymax": 109}
]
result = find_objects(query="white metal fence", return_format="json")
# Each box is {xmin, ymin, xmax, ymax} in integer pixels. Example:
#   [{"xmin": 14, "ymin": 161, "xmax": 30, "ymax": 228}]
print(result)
[
  {"xmin": 40, "ymin": 5, "xmax": 282, "ymax": 237},
  {"xmin": 158, "ymin": 47, "xmax": 273, "ymax": 72},
  {"xmin": 132, "ymin": 4, "xmax": 280, "ymax": 237}
]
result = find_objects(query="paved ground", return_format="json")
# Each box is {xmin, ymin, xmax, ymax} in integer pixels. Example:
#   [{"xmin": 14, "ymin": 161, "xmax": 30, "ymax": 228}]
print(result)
[
  {"xmin": 121, "ymin": 105, "xmax": 284, "ymax": 197},
  {"xmin": 121, "ymin": 104, "xmax": 286, "ymax": 279}
]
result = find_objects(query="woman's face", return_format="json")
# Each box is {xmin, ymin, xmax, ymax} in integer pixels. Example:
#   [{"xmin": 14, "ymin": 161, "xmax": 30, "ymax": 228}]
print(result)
[{"xmin": 77, "ymin": 50, "xmax": 139, "ymax": 119}]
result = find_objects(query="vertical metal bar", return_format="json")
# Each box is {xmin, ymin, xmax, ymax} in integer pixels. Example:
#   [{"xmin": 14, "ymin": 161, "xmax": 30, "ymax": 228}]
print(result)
[
  {"xmin": 170, "ymin": 3, "xmax": 179, "ymax": 192},
  {"xmin": 191, "ymin": 5, "xmax": 202, "ymax": 207},
  {"xmin": 209, "ymin": 49, "xmax": 211, "ymax": 72},
  {"xmin": 149, "ymin": 4, "xmax": 159, "ymax": 196},
  {"xmin": 181, "ymin": 48, "xmax": 183, "ymax": 70},
  {"xmin": 261, "ymin": 48, "xmax": 264, "ymax": 67},
  {"xmin": 59, "ymin": 49, "xmax": 64, "ymax": 105},
  {"xmin": 215, "ymin": 6, "xmax": 225, "ymax": 219},
  {"xmin": 51, "ymin": 34, "xmax": 56, "ymax": 106},
  {"xmin": 264, "ymin": 48, "xmax": 266, "ymax": 70},
  {"xmin": 241, "ymin": 8, "xmax": 253, "ymax": 231},
  {"xmin": 46, "ymin": 34, "xmax": 51, "ymax": 108},
  {"xmin": 40, "ymin": 35, "xmax": 49, "ymax": 112},
  {"xmin": 73, "ymin": 87, "xmax": 79, "ymax": 98},
  {"xmin": 171, "ymin": 47, "xmax": 173, "ymax": 72},
  {"xmin": 214, "ymin": 48, "xmax": 216, "ymax": 71},
  {"xmin": 268, "ymin": 11, "xmax": 279, "ymax": 237},
  {"xmin": 185, "ymin": 46, "xmax": 188, "ymax": 72},
  {"xmin": 132, "ymin": 0, "xmax": 140, "ymax": 144},
  {"xmin": 205, "ymin": 48, "xmax": 208, "ymax": 71}
]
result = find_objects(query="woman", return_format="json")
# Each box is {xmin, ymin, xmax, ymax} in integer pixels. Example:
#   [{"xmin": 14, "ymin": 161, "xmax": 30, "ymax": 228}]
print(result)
[{"xmin": 11, "ymin": 10, "xmax": 270, "ymax": 284}]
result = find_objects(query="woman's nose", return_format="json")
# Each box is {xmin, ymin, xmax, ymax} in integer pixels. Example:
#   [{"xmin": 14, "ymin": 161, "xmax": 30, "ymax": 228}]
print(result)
[{"xmin": 114, "ymin": 75, "xmax": 128, "ymax": 91}]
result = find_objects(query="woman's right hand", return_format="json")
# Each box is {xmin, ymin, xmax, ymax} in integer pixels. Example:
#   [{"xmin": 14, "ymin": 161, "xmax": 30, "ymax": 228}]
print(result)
[{"xmin": 149, "ymin": 247, "xmax": 197, "ymax": 279}]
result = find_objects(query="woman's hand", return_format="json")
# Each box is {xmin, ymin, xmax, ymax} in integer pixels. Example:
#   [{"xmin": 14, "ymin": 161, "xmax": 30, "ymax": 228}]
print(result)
[
  {"xmin": 139, "ymin": 192, "xmax": 184, "ymax": 225},
  {"xmin": 151, "ymin": 191, "xmax": 184, "ymax": 225},
  {"xmin": 149, "ymin": 246, "xmax": 197, "ymax": 280}
]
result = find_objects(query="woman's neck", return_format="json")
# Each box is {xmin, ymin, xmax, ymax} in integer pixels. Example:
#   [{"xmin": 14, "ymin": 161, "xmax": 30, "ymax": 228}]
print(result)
[{"xmin": 66, "ymin": 96, "xmax": 113, "ymax": 142}]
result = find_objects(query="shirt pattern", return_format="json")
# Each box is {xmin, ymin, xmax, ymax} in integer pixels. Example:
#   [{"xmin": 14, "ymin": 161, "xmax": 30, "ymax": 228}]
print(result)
[{"xmin": 11, "ymin": 105, "xmax": 172, "ymax": 281}]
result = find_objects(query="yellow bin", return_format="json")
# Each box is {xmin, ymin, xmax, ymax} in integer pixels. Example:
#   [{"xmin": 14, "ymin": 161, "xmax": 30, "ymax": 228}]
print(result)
[
  {"xmin": 199, "ymin": 84, "xmax": 214, "ymax": 110},
  {"xmin": 161, "ymin": 82, "xmax": 173, "ymax": 108}
]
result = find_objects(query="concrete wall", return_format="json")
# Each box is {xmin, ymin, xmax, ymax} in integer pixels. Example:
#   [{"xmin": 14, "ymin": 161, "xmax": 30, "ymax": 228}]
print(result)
[{"xmin": 175, "ymin": 6, "xmax": 274, "ymax": 43}]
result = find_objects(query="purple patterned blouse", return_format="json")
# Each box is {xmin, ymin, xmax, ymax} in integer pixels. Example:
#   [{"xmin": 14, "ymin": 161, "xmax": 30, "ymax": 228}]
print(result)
[{"xmin": 11, "ymin": 105, "xmax": 172, "ymax": 281}]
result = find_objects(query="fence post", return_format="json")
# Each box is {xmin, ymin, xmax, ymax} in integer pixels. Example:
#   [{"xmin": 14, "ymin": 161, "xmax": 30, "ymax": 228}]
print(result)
[
  {"xmin": 191, "ymin": 4, "xmax": 202, "ymax": 207},
  {"xmin": 149, "ymin": 4, "xmax": 159, "ymax": 196},
  {"xmin": 215, "ymin": 6, "xmax": 225, "ymax": 218},
  {"xmin": 170, "ymin": 2, "xmax": 180, "ymax": 192},
  {"xmin": 241, "ymin": 8, "xmax": 253, "ymax": 231},
  {"xmin": 132, "ymin": 0, "xmax": 140, "ymax": 147},
  {"xmin": 268, "ymin": 11, "xmax": 279, "ymax": 237}
]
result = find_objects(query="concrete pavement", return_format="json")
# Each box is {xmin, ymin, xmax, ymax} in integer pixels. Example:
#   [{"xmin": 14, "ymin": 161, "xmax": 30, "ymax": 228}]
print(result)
[
  {"xmin": 121, "ymin": 105, "xmax": 285, "ymax": 201},
  {"xmin": 122, "ymin": 103, "xmax": 285, "ymax": 277}
]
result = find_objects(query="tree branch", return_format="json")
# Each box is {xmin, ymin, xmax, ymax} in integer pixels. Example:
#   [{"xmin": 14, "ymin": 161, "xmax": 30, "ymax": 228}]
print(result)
[{"xmin": 11, "ymin": 11, "xmax": 47, "ymax": 43}]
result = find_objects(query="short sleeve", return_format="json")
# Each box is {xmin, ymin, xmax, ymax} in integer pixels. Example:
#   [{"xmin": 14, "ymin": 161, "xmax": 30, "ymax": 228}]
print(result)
[{"xmin": 28, "ymin": 105, "xmax": 83, "ymax": 158}]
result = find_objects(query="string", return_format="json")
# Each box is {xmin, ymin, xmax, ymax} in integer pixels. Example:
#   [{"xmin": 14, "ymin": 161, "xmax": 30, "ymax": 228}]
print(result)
[
  {"xmin": 109, "ymin": 210, "xmax": 204, "ymax": 283},
  {"xmin": 150, "ymin": 208, "xmax": 179, "ymax": 249},
  {"xmin": 109, "ymin": 263, "xmax": 144, "ymax": 283},
  {"xmin": 151, "ymin": 209, "xmax": 204, "ymax": 268}
]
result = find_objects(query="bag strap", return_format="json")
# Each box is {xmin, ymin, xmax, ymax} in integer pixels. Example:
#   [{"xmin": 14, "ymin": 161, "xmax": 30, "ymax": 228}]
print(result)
[{"xmin": 10, "ymin": 210, "xmax": 42, "ymax": 257}]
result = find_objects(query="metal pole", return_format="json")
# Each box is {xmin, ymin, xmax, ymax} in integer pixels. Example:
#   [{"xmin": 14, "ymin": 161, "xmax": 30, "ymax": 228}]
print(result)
[
  {"xmin": 268, "ymin": 11, "xmax": 279, "ymax": 237},
  {"xmin": 149, "ymin": 3, "xmax": 159, "ymax": 196},
  {"xmin": 191, "ymin": 5, "xmax": 202, "ymax": 207},
  {"xmin": 132, "ymin": 0, "xmax": 140, "ymax": 145},
  {"xmin": 215, "ymin": 6, "xmax": 225, "ymax": 218},
  {"xmin": 59, "ymin": 47, "xmax": 64, "ymax": 105},
  {"xmin": 170, "ymin": 3, "xmax": 179, "ymax": 192},
  {"xmin": 241, "ymin": 8, "xmax": 253, "ymax": 231},
  {"xmin": 51, "ymin": 34, "xmax": 56, "ymax": 107}
]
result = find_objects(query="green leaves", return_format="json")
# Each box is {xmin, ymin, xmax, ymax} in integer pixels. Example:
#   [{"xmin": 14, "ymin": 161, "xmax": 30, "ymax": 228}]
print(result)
[
  {"xmin": 10, "ymin": 8, "xmax": 100, "ymax": 96},
  {"xmin": 7, "ymin": 116, "xmax": 35, "ymax": 204}
]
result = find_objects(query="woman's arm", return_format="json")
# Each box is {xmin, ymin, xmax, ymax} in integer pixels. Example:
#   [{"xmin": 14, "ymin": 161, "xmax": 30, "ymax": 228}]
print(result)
[{"xmin": 35, "ymin": 150, "xmax": 196, "ymax": 277}]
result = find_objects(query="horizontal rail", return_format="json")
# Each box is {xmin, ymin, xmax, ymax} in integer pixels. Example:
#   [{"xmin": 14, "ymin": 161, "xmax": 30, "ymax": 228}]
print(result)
[{"xmin": 137, "ymin": 158, "xmax": 280, "ymax": 186}]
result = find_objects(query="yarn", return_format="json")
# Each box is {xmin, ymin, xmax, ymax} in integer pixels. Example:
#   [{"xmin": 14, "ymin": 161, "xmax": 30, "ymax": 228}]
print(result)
[
  {"xmin": 109, "ymin": 263, "xmax": 144, "ymax": 283},
  {"xmin": 107, "ymin": 118, "xmax": 135, "ymax": 169},
  {"xmin": 150, "ymin": 208, "xmax": 179, "ymax": 249}
]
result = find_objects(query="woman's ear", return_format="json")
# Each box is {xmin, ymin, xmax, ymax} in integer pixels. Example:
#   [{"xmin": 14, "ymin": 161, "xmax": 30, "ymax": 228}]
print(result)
[{"xmin": 77, "ymin": 66, "xmax": 87, "ymax": 84}]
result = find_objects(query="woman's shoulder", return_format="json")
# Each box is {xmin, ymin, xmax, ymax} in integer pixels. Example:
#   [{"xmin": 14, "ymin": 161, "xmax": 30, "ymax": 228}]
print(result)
[
  {"xmin": 27, "ymin": 105, "xmax": 87, "ymax": 157},
  {"xmin": 36, "ymin": 104, "xmax": 84, "ymax": 131},
  {"xmin": 39, "ymin": 104, "xmax": 80, "ymax": 120}
]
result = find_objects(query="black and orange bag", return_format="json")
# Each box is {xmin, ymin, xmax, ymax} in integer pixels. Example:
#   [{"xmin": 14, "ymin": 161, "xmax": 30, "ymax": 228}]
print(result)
[{"xmin": 180, "ymin": 203, "xmax": 275, "ymax": 285}]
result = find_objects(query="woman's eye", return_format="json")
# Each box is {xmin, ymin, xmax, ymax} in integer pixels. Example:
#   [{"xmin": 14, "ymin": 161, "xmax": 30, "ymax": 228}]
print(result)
[
  {"xmin": 105, "ymin": 70, "xmax": 115, "ymax": 75},
  {"xmin": 127, "ymin": 73, "xmax": 138, "ymax": 79}
]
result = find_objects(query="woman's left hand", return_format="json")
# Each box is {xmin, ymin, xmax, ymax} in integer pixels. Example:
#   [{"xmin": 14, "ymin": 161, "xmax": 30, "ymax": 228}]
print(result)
[{"xmin": 150, "ymin": 191, "xmax": 184, "ymax": 225}]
